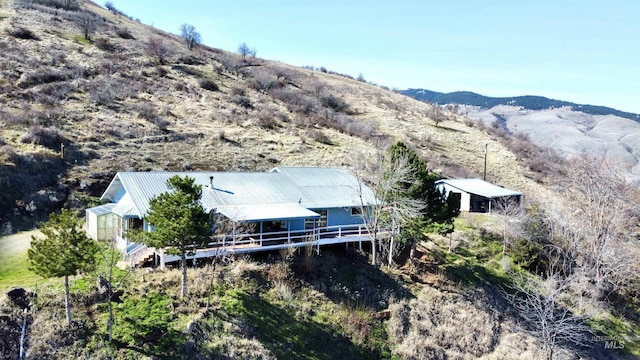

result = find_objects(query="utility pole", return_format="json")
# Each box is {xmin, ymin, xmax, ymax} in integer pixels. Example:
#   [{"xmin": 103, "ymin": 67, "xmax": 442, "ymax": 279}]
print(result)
[{"xmin": 483, "ymin": 143, "xmax": 488, "ymax": 181}]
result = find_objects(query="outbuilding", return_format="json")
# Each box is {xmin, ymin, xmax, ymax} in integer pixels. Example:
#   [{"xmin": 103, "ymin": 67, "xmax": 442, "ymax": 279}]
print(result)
[{"xmin": 435, "ymin": 178, "xmax": 523, "ymax": 213}]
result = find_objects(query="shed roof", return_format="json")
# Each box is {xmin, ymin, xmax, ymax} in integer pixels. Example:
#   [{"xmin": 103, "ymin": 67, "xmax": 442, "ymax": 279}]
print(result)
[
  {"xmin": 435, "ymin": 178, "xmax": 523, "ymax": 199},
  {"xmin": 85, "ymin": 203, "xmax": 116, "ymax": 216},
  {"xmin": 100, "ymin": 167, "xmax": 376, "ymax": 220}
]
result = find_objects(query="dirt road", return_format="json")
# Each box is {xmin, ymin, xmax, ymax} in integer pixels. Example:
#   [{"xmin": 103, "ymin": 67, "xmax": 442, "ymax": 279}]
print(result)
[{"xmin": 0, "ymin": 230, "xmax": 41, "ymax": 255}]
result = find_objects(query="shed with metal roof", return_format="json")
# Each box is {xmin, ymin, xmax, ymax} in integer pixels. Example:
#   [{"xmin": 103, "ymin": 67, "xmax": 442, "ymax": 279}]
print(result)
[{"xmin": 435, "ymin": 178, "xmax": 523, "ymax": 213}]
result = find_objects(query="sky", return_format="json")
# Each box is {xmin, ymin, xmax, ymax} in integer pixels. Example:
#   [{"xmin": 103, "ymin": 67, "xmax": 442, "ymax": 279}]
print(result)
[{"xmin": 112, "ymin": 1, "xmax": 640, "ymax": 113}]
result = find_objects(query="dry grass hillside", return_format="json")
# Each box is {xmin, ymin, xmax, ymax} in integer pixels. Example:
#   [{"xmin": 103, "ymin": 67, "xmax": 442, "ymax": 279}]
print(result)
[
  {"xmin": 0, "ymin": 0, "xmax": 549, "ymax": 232},
  {"xmin": 1, "ymin": 2, "xmax": 638, "ymax": 360}
]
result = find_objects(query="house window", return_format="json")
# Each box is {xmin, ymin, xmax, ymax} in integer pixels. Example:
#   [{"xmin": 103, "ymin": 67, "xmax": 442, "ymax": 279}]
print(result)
[
  {"xmin": 351, "ymin": 207, "xmax": 362, "ymax": 216},
  {"xmin": 128, "ymin": 217, "xmax": 143, "ymax": 230},
  {"xmin": 264, "ymin": 220, "xmax": 286, "ymax": 232},
  {"xmin": 306, "ymin": 209, "xmax": 327, "ymax": 230}
]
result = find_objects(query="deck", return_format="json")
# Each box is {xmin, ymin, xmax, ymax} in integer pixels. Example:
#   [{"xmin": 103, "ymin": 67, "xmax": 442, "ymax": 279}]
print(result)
[{"xmin": 125, "ymin": 224, "xmax": 374, "ymax": 267}]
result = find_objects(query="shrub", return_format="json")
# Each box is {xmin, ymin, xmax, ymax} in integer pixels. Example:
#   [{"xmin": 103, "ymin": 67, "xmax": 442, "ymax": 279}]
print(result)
[
  {"xmin": 333, "ymin": 115, "xmax": 377, "ymax": 139},
  {"xmin": 463, "ymin": 118, "xmax": 475, "ymax": 127},
  {"xmin": 0, "ymin": 145, "xmax": 20, "ymax": 164},
  {"xmin": 19, "ymin": 0, "xmax": 80, "ymax": 11},
  {"xmin": 250, "ymin": 69, "xmax": 283, "ymax": 92},
  {"xmin": 172, "ymin": 65, "xmax": 200, "ymax": 77},
  {"xmin": 308, "ymin": 129, "xmax": 333, "ymax": 145},
  {"xmin": 39, "ymin": 82, "xmax": 76, "ymax": 101},
  {"xmin": 17, "ymin": 67, "xmax": 84, "ymax": 88},
  {"xmin": 88, "ymin": 81, "xmax": 117, "ymax": 105},
  {"xmin": 173, "ymin": 81, "xmax": 188, "ymax": 92},
  {"xmin": 7, "ymin": 26, "xmax": 39, "ymax": 40},
  {"xmin": 176, "ymin": 55, "xmax": 205, "ymax": 65},
  {"xmin": 230, "ymin": 85, "xmax": 246, "ymax": 96},
  {"xmin": 135, "ymin": 102, "xmax": 156, "ymax": 121},
  {"xmin": 133, "ymin": 103, "xmax": 170, "ymax": 130},
  {"xmin": 255, "ymin": 109, "xmax": 281, "ymax": 129},
  {"xmin": 145, "ymin": 36, "xmax": 171, "ymax": 64},
  {"xmin": 321, "ymin": 94, "xmax": 349, "ymax": 113},
  {"xmin": 20, "ymin": 126, "xmax": 66, "ymax": 149},
  {"xmin": 115, "ymin": 27, "xmax": 134, "ymax": 39},
  {"xmin": 199, "ymin": 79, "xmax": 219, "ymax": 91},
  {"xmin": 218, "ymin": 54, "xmax": 242, "ymax": 74},
  {"xmin": 387, "ymin": 288, "xmax": 500, "ymax": 358},
  {"xmin": 104, "ymin": 1, "xmax": 127, "ymax": 16},
  {"xmin": 94, "ymin": 37, "xmax": 115, "ymax": 52},
  {"xmin": 231, "ymin": 95, "xmax": 252, "ymax": 109}
]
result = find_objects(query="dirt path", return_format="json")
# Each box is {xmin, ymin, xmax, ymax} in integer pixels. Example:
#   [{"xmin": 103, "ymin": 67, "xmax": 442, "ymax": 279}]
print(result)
[{"xmin": 0, "ymin": 230, "xmax": 41, "ymax": 255}]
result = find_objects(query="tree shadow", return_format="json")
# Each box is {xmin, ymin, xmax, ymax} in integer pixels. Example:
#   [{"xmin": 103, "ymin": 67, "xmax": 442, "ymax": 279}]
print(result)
[
  {"xmin": 293, "ymin": 246, "xmax": 414, "ymax": 311},
  {"xmin": 226, "ymin": 291, "xmax": 383, "ymax": 360}
]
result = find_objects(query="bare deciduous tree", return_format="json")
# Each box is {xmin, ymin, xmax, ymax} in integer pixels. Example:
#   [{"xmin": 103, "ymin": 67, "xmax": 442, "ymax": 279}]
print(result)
[
  {"xmin": 75, "ymin": 11, "xmax": 99, "ymax": 41},
  {"xmin": 353, "ymin": 148, "xmax": 424, "ymax": 266},
  {"xmin": 248, "ymin": 46, "xmax": 257, "ymax": 58},
  {"xmin": 180, "ymin": 23, "xmax": 201, "ymax": 50},
  {"xmin": 551, "ymin": 155, "xmax": 640, "ymax": 298},
  {"xmin": 494, "ymin": 196, "xmax": 525, "ymax": 256},
  {"xmin": 97, "ymin": 241, "xmax": 131, "ymax": 342},
  {"xmin": 237, "ymin": 42, "xmax": 250, "ymax": 59},
  {"xmin": 505, "ymin": 273, "xmax": 593, "ymax": 360}
]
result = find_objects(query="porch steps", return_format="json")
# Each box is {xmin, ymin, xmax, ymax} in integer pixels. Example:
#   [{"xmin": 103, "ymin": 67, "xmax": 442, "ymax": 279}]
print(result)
[{"xmin": 131, "ymin": 248, "xmax": 155, "ymax": 267}]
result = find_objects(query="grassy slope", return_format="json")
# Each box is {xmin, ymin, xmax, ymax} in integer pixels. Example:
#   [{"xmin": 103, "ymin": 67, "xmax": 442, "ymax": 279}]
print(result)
[
  {"xmin": 0, "ymin": 1, "xmax": 637, "ymax": 359},
  {"xmin": 0, "ymin": 0, "xmax": 549, "ymax": 231},
  {"xmin": 1, "ymin": 217, "xmax": 634, "ymax": 359},
  {"xmin": 0, "ymin": 231, "xmax": 39, "ymax": 291}
]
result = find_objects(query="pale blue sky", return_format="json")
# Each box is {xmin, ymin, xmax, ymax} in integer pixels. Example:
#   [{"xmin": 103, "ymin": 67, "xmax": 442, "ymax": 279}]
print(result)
[{"xmin": 112, "ymin": 1, "xmax": 640, "ymax": 113}]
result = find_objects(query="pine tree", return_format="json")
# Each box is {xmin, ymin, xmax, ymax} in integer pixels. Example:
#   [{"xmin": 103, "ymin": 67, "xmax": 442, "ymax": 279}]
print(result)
[
  {"xmin": 143, "ymin": 175, "xmax": 210, "ymax": 298},
  {"xmin": 28, "ymin": 209, "xmax": 100, "ymax": 325}
]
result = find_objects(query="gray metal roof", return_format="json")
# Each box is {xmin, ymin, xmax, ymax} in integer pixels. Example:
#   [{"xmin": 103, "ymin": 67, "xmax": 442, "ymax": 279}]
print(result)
[
  {"xmin": 216, "ymin": 203, "xmax": 319, "ymax": 222},
  {"xmin": 100, "ymin": 167, "xmax": 377, "ymax": 220},
  {"xmin": 435, "ymin": 178, "xmax": 523, "ymax": 199}
]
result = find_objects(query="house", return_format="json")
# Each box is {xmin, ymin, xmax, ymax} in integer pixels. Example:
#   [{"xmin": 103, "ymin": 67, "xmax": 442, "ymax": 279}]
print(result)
[
  {"xmin": 435, "ymin": 178, "xmax": 523, "ymax": 213},
  {"xmin": 86, "ymin": 167, "xmax": 378, "ymax": 268}
]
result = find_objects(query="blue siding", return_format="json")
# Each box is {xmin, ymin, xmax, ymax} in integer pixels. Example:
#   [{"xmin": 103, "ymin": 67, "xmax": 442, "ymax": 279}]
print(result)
[
  {"xmin": 113, "ymin": 186, "xmax": 126, "ymax": 202},
  {"xmin": 327, "ymin": 207, "xmax": 363, "ymax": 226},
  {"xmin": 289, "ymin": 218, "xmax": 306, "ymax": 231}
]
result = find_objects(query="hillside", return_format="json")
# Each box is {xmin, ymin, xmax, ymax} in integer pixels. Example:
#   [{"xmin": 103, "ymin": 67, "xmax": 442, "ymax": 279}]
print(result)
[
  {"xmin": 0, "ymin": 0, "xmax": 547, "ymax": 233},
  {"xmin": 400, "ymin": 88, "xmax": 640, "ymax": 121},
  {"xmin": 0, "ymin": 1, "xmax": 638, "ymax": 360},
  {"xmin": 402, "ymin": 89, "xmax": 640, "ymax": 177}
]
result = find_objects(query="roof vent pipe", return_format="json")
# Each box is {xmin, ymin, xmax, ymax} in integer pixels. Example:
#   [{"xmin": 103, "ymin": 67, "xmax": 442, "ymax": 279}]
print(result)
[{"xmin": 209, "ymin": 176, "xmax": 214, "ymax": 188}]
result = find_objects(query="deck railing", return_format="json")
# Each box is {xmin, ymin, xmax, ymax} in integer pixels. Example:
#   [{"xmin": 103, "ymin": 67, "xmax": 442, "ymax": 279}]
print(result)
[
  {"xmin": 207, "ymin": 224, "xmax": 368, "ymax": 249},
  {"xmin": 123, "ymin": 224, "xmax": 374, "ymax": 267}
]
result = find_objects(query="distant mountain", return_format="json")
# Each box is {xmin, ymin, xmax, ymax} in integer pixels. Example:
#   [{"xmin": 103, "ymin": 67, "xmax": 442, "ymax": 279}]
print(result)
[{"xmin": 400, "ymin": 89, "xmax": 640, "ymax": 122}]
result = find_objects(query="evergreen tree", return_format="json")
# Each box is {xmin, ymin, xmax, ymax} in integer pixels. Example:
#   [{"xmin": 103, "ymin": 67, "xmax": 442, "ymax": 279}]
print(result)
[
  {"xmin": 28, "ymin": 209, "xmax": 100, "ymax": 325},
  {"xmin": 388, "ymin": 142, "xmax": 460, "ymax": 241},
  {"xmin": 143, "ymin": 175, "xmax": 210, "ymax": 298}
]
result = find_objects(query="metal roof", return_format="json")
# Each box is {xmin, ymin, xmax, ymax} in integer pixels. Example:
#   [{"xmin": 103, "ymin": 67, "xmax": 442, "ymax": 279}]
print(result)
[
  {"xmin": 100, "ymin": 167, "xmax": 377, "ymax": 220},
  {"xmin": 435, "ymin": 178, "xmax": 523, "ymax": 199},
  {"xmin": 85, "ymin": 203, "xmax": 116, "ymax": 216},
  {"xmin": 272, "ymin": 167, "xmax": 377, "ymax": 208},
  {"xmin": 216, "ymin": 203, "xmax": 319, "ymax": 222}
]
